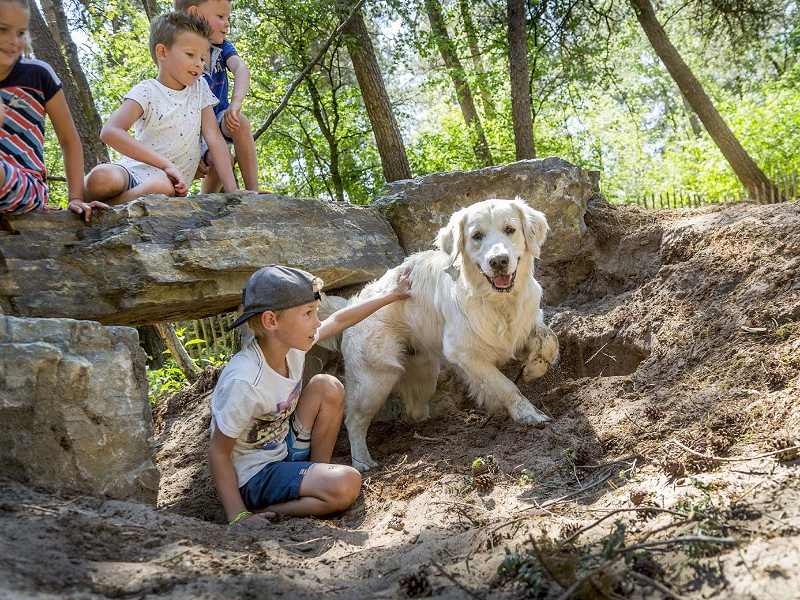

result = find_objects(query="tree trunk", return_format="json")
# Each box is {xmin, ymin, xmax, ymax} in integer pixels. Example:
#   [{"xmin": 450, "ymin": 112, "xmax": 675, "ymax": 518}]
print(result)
[
  {"xmin": 679, "ymin": 90, "xmax": 703, "ymax": 138},
  {"xmin": 156, "ymin": 323, "xmax": 199, "ymax": 382},
  {"xmin": 507, "ymin": 0, "xmax": 535, "ymax": 159},
  {"xmin": 141, "ymin": 0, "xmax": 160, "ymax": 21},
  {"xmin": 306, "ymin": 77, "xmax": 346, "ymax": 202},
  {"xmin": 138, "ymin": 324, "xmax": 167, "ymax": 370},
  {"xmin": 342, "ymin": 9, "xmax": 412, "ymax": 182},
  {"xmin": 28, "ymin": 1, "xmax": 108, "ymax": 170},
  {"xmin": 458, "ymin": 0, "xmax": 496, "ymax": 120},
  {"xmin": 630, "ymin": 0, "xmax": 781, "ymax": 203},
  {"xmin": 424, "ymin": 0, "xmax": 493, "ymax": 167}
]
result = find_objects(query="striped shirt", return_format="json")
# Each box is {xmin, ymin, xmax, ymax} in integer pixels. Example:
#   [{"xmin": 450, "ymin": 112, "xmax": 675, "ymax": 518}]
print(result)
[{"xmin": 0, "ymin": 58, "xmax": 63, "ymax": 181}]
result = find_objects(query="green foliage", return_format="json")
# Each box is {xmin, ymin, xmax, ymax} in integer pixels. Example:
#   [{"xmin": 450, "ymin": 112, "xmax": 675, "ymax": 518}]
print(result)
[
  {"xmin": 37, "ymin": 0, "xmax": 800, "ymax": 209},
  {"xmin": 496, "ymin": 547, "xmax": 549, "ymax": 597},
  {"xmin": 147, "ymin": 357, "xmax": 187, "ymax": 404}
]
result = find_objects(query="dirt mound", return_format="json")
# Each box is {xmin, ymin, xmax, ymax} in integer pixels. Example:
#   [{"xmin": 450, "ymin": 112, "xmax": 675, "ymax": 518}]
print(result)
[{"xmin": 2, "ymin": 200, "xmax": 799, "ymax": 599}]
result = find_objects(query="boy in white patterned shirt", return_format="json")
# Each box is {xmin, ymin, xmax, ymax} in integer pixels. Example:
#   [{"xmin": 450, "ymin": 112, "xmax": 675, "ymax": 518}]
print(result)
[{"xmin": 84, "ymin": 12, "xmax": 246, "ymax": 204}]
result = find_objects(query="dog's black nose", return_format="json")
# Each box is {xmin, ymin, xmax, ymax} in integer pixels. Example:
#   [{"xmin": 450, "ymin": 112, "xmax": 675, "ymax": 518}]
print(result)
[{"xmin": 489, "ymin": 255, "xmax": 509, "ymax": 271}]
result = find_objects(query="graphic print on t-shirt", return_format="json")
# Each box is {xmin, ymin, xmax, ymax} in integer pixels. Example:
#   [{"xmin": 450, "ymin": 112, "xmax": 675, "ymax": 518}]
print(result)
[{"xmin": 244, "ymin": 379, "xmax": 303, "ymax": 450}]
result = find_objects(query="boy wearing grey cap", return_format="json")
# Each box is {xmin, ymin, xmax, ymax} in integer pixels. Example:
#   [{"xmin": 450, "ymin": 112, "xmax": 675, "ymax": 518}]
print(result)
[{"xmin": 210, "ymin": 264, "xmax": 411, "ymax": 526}]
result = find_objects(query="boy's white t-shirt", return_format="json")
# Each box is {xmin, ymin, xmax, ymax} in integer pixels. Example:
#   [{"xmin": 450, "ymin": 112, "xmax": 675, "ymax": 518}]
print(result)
[
  {"xmin": 210, "ymin": 337, "xmax": 309, "ymax": 488},
  {"xmin": 115, "ymin": 78, "xmax": 217, "ymax": 186}
]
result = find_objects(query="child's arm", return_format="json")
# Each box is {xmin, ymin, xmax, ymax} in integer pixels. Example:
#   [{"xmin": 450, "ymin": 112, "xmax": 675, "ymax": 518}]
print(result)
[
  {"xmin": 46, "ymin": 90, "xmax": 108, "ymax": 220},
  {"xmin": 201, "ymin": 106, "xmax": 247, "ymax": 193},
  {"xmin": 209, "ymin": 428, "xmax": 273, "ymax": 525},
  {"xmin": 101, "ymin": 99, "xmax": 188, "ymax": 196},
  {"xmin": 318, "ymin": 270, "xmax": 411, "ymax": 341},
  {"xmin": 222, "ymin": 56, "xmax": 250, "ymax": 132}
]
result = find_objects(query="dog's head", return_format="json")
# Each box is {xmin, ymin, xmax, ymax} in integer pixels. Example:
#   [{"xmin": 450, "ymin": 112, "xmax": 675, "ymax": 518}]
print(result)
[{"xmin": 436, "ymin": 197, "xmax": 549, "ymax": 292}]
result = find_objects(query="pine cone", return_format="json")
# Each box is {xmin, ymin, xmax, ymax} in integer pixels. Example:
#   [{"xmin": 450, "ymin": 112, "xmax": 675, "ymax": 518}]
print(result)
[
  {"xmin": 643, "ymin": 405, "xmax": 662, "ymax": 421},
  {"xmin": 635, "ymin": 498, "xmax": 661, "ymax": 521},
  {"xmin": 399, "ymin": 571, "xmax": 432, "ymax": 598},
  {"xmin": 473, "ymin": 474, "xmax": 494, "ymax": 492},
  {"xmin": 771, "ymin": 437, "xmax": 800, "ymax": 461}
]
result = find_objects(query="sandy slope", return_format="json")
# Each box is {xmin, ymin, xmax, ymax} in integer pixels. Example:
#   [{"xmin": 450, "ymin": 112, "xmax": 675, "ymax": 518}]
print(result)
[{"xmin": 2, "ymin": 199, "xmax": 799, "ymax": 599}]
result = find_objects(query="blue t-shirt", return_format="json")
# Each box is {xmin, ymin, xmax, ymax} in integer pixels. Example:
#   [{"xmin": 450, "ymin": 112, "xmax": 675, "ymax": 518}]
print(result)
[
  {"xmin": 0, "ymin": 58, "xmax": 62, "ymax": 179},
  {"xmin": 203, "ymin": 40, "xmax": 238, "ymax": 118}
]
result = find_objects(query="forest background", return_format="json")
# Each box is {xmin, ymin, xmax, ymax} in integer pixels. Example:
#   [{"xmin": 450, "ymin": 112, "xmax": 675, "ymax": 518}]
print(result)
[{"xmin": 32, "ymin": 0, "xmax": 800, "ymax": 208}]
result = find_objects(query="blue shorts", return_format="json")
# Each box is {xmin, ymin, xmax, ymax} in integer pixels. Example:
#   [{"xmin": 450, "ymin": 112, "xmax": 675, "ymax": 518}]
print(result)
[
  {"xmin": 0, "ymin": 161, "xmax": 48, "ymax": 214},
  {"xmin": 115, "ymin": 165, "xmax": 142, "ymax": 191},
  {"xmin": 239, "ymin": 413, "xmax": 313, "ymax": 510}
]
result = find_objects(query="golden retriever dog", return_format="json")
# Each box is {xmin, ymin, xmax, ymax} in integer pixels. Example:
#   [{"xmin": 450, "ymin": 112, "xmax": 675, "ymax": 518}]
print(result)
[{"xmin": 321, "ymin": 198, "xmax": 559, "ymax": 471}]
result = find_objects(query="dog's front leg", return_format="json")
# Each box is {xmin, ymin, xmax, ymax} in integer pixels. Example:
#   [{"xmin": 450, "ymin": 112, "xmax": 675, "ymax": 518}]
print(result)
[
  {"xmin": 522, "ymin": 322, "xmax": 559, "ymax": 383},
  {"xmin": 446, "ymin": 344, "xmax": 551, "ymax": 426}
]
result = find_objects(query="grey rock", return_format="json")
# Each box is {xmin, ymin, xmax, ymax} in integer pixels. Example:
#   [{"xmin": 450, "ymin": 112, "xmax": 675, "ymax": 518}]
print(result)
[
  {"xmin": 0, "ymin": 194, "xmax": 406, "ymax": 326},
  {"xmin": 372, "ymin": 157, "xmax": 597, "ymax": 260},
  {"xmin": 0, "ymin": 315, "xmax": 159, "ymax": 503}
]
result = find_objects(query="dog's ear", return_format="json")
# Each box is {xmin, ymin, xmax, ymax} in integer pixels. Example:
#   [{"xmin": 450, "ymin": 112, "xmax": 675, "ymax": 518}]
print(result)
[
  {"xmin": 511, "ymin": 197, "xmax": 549, "ymax": 257},
  {"xmin": 436, "ymin": 208, "xmax": 467, "ymax": 280},
  {"xmin": 436, "ymin": 207, "xmax": 466, "ymax": 260}
]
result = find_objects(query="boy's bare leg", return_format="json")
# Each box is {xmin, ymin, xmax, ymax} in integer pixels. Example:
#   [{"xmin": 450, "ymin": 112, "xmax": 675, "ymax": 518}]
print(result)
[
  {"xmin": 200, "ymin": 149, "xmax": 235, "ymax": 194},
  {"xmin": 258, "ymin": 463, "xmax": 361, "ymax": 516},
  {"xmin": 85, "ymin": 165, "xmax": 175, "ymax": 205},
  {"xmin": 228, "ymin": 113, "xmax": 259, "ymax": 191},
  {"xmin": 257, "ymin": 374, "xmax": 362, "ymax": 516}
]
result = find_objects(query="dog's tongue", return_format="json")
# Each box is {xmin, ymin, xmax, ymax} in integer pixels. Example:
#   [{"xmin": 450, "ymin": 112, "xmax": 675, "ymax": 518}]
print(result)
[{"xmin": 492, "ymin": 273, "xmax": 513, "ymax": 288}]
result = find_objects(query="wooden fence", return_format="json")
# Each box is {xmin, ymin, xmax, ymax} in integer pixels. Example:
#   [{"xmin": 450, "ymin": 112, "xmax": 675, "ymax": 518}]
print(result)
[
  {"xmin": 628, "ymin": 170, "xmax": 798, "ymax": 209},
  {"xmin": 178, "ymin": 312, "xmax": 239, "ymax": 360}
]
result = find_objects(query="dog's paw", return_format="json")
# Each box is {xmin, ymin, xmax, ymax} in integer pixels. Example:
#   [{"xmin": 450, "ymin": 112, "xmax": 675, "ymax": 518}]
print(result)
[
  {"xmin": 508, "ymin": 397, "xmax": 551, "ymax": 427},
  {"xmin": 522, "ymin": 358, "xmax": 551, "ymax": 382},
  {"xmin": 524, "ymin": 327, "xmax": 559, "ymax": 372},
  {"xmin": 352, "ymin": 455, "xmax": 380, "ymax": 472}
]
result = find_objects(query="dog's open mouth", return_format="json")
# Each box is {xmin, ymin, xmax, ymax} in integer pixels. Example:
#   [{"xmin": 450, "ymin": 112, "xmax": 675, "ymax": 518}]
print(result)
[{"xmin": 483, "ymin": 269, "xmax": 517, "ymax": 292}]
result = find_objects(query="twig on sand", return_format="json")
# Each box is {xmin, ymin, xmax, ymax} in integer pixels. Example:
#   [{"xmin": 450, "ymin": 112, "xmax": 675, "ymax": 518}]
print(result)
[
  {"xmin": 575, "ymin": 454, "xmax": 642, "ymax": 469},
  {"xmin": 430, "ymin": 559, "xmax": 485, "ymax": 600},
  {"xmin": 517, "ymin": 470, "xmax": 616, "ymax": 514},
  {"xmin": 668, "ymin": 439, "xmax": 800, "ymax": 463},
  {"xmin": 558, "ymin": 507, "xmax": 689, "ymax": 547},
  {"xmin": 629, "ymin": 571, "xmax": 687, "ymax": 600},
  {"xmin": 613, "ymin": 535, "xmax": 738, "ymax": 554}
]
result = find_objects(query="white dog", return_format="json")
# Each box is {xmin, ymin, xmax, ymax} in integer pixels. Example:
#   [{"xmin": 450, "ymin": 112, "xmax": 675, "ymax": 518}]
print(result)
[{"xmin": 321, "ymin": 198, "xmax": 559, "ymax": 471}]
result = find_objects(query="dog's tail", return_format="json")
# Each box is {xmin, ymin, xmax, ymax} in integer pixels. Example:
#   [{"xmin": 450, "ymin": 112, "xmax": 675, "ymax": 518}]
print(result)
[{"xmin": 316, "ymin": 293, "xmax": 349, "ymax": 352}]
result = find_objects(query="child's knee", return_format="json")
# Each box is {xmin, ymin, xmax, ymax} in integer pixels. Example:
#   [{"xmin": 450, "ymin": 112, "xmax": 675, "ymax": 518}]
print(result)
[
  {"xmin": 310, "ymin": 374, "xmax": 345, "ymax": 407},
  {"xmin": 86, "ymin": 164, "xmax": 125, "ymax": 196},
  {"xmin": 331, "ymin": 467, "xmax": 362, "ymax": 509}
]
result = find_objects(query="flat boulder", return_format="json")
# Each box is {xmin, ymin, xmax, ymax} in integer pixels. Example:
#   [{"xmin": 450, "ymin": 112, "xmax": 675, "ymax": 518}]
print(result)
[
  {"xmin": 0, "ymin": 315, "xmax": 159, "ymax": 503},
  {"xmin": 372, "ymin": 157, "xmax": 598, "ymax": 260},
  {"xmin": 0, "ymin": 194, "xmax": 405, "ymax": 326}
]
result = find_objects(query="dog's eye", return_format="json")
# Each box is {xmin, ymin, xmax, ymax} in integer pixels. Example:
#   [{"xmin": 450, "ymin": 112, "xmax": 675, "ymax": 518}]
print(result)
[
  {"xmin": 504, "ymin": 226, "xmax": 516, "ymax": 235},
  {"xmin": 471, "ymin": 231, "xmax": 483, "ymax": 241}
]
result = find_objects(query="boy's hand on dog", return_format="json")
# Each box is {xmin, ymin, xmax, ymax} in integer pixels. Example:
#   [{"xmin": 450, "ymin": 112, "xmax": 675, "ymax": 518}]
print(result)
[{"xmin": 391, "ymin": 269, "xmax": 412, "ymax": 300}]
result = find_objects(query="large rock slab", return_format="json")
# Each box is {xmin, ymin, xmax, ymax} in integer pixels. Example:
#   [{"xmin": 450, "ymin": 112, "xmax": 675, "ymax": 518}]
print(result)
[
  {"xmin": 0, "ymin": 194, "xmax": 406, "ymax": 326},
  {"xmin": 0, "ymin": 316, "xmax": 159, "ymax": 503},
  {"xmin": 372, "ymin": 157, "xmax": 598, "ymax": 261}
]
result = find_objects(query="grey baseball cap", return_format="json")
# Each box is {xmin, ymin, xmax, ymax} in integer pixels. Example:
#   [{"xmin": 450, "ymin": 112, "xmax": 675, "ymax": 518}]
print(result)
[{"xmin": 228, "ymin": 265, "xmax": 321, "ymax": 330}]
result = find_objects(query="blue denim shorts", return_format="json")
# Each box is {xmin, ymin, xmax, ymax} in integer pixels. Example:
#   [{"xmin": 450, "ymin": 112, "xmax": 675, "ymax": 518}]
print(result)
[{"xmin": 239, "ymin": 413, "xmax": 312, "ymax": 510}]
